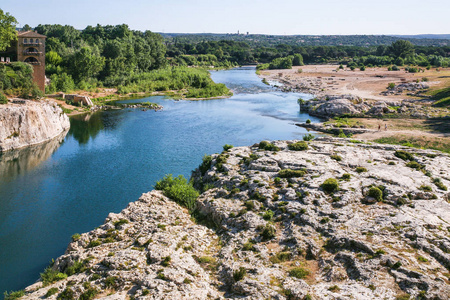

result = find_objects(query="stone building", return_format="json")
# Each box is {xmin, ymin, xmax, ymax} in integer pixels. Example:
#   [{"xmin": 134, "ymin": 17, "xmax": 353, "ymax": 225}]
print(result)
[{"xmin": 16, "ymin": 31, "xmax": 47, "ymax": 92}]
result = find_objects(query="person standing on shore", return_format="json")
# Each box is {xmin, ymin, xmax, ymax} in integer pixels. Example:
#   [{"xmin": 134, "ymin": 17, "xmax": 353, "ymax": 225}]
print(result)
[
  {"xmin": 385, "ymin": 124, "xmax": 387, "ymax": 131},
  {"xmin": 378, "ymin": 124, "xmax": 381, "ymax": 131}
]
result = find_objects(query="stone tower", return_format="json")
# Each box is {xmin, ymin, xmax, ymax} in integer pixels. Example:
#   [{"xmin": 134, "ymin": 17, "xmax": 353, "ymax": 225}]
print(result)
[{"xmin": 17, "ymin": 31, "xmax": 47, "ymax": 92}]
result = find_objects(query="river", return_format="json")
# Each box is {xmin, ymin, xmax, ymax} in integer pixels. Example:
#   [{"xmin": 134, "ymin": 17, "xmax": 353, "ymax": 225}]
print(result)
[{"xmin": 0, "ymin": 66, "xmax": 319, "ymax": 293}]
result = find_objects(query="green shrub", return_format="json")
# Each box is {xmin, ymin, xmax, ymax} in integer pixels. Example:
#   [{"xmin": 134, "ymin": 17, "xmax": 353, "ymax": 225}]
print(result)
[
  {"xmin": 406, "ymin": 161, "xmax": 422, "ymax": 170},
  {"xmin": 71, "ymin": 233, "xmax": 81, "ymax": 241},
  {"xmin": 57, "ymin": 288, "xmax": 74, "ymax": 300},
  {"xmin": 260, "ymin": 224, "xmax": 276, "ymax": 241},
  {"xmin": 368, "ymin": 187, "xmax": 383, "ymax": 201},
  {"xmin": 306, "ymin": 119, "xmax": 311, "ymax": 124},
  {"xmin": 242, "ymin": 240, "xmax": 255, "ymax": 251},
  {"xmin": 258, "ymin": 141, "xmax": 280, "ymax": 151},
  {"xmin": 65, "ymin": 260, "xmax": 87, "ymax": 276},
  {"xmin": 87, "ymin": 239, "xmax": 101, "ymax": 248},
  {"xmin": 278, "ymin": 169, "xmax": 306, "ymax": 178},
  {"xmin": 0, "ymin": 92, "xmax": 8, "ymax": 104},
  {"xmin": 321, "ymin": 178, "xmax": 339, "ymax": 193},
  {"xmin": 394, "ymin": 150, "xmax": 414, "ymax": 161},
  {"xmin": 233, "ymin": 267, "xmax": 247, "ymax": 281},
  {"xmin": 263, "ymin": 210, "xmax": 274, "ymax": 221},
  {"xmin": 3, "ymin": 290, "xmax": 25, "ymax": 300},
  {"xmin": 161, "ymin": 256, "xmax": 171, "ymax": 267},
  {"xmin": 433, "ymin": 178, "xmax": 447, "ymax": 191},
  {"xmin": 288, "ymin": 141, "xmax": 308, "ymax": 151},
  {"xmin": 288, "ymin": 267, "xmax": 310, "ymax": 279},
  {"xmin": 199, "ymin": 155, "xmax": 212, "ymax": 175},
  {"xmin": 388, "ymin": 83, "xmax": 395, "ymax": 89},
  {"xmin": 113, "ymin": 219, "xmax": 129, "ymax": 228},
  {"xmin": 342, "ymin": 173, "xmax": 351, "ymax": 181},
  {"xmin": 223, "ymin": 144, "xmax": 233, "ymax": 151},
  {"xmin": 41, "ymin": 266, "xmax": 68, "ymax": 286},
  {"xmin": 355, "ymin": 167, "xmax": 367, "ymax": 173},
  {"xmin": 269, "ymin": 251, "xmax": 292, "ymax": 263},
  {"xmin": 303, "ymin": 134, "xmax": 314, "ymax": 141},
  {"xmin": 155, "ymin": 174, "xmax": 199, "ymax": 210},
  {"xmin": 104, "ymin": 276, "xmax": 118, "ymax": 288},
  {"xmin": 419, "ymin": 185, "xmax": 432, "ymax": 192},
  {"xmin": 330, "ymin": 154, "xmax": 342, "ymax": 161},
  {"xmin": 45, "ymin": 288, "xmax": 59, "ymax": 298}
]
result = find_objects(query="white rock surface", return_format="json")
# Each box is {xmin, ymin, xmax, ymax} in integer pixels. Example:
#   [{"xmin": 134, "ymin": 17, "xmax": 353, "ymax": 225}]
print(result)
[
  {"xmin": 0, "ymin": 99, "xmax": 70, "ymax": 152},
  {"xmin": 20, "ymin": 138, "xmax": 450, "ymax": 300}
]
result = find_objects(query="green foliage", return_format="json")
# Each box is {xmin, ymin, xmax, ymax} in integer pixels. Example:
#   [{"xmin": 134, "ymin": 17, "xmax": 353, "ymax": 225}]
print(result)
[
  {"xmin": 417, "ymin": 256, "xmax": 428, "ymax": 262},
  {"xmin": 342, "ymin": 173, "xmax": 351, "ymax": 181},
  {"xmin": 321, "ymin": 178, "xmax": 339, "ymax": 193},
  {"xmin": 259, "ymin": 224, "xmax": 276, "ymax": 241},
  {"xmin": 278, "ymin": 169, "xmax": 306, "ymax": 178},
  {"xmin": 368, "ymin": 187, "xmax": 383, "ymax": 201},
  {"xmin": 355, "ymin": 167, "xmax": 367, "ymax": 173},
  {"xmin": 65, "ymin": 260, "xmax": 87, "ymax": 276},
  {"xmin": 292, "ymin": 54, "xmax": 304, "ymax": 66},
  {"xmin": 40, "ymin": 266, "xmax": 68, "ymax": 286},
  {"xmin": 388, "ymin": 82, "xmax": 396, "ymax": 89},
  {"xmin": 0, "ymin": 92, "xmax": 8, "ymax": 104},
  {"xmin": 0, "ymin": 62, "xmax": 38, "ymax": 97},
  {"xmin": 45, "ymin": 288, "xmax": 58, "ymax": 298},
  {"xmin": 406, "ymin": 161, "xmax": 422, "ymax": 170},
  {"xmin": 433, "ymin": 178, "xmax": 447, "ymax": 191},
  {"xmin": 199, "ymin": 155, "xmax": 212, "ymax": 175},
  {"xmin": 289, "ymin": 267, "xmax": 310, "ymax": 279},
  {"xmin": 104, "ymin": 276, "xmax": 118, "ymax": 288},
  {"xmin": 263, "ymin": 210, "xmax": 274, "ymax": 221},
  {"xmin": 3, "ymin": 290, "xmax": 25, "ymax": 300},
  {"xmin": 330, "ymin": 154, "xmax": 342, "ymax": 161},
  {"xmin": 419, "ymin": 185, "xmax": 432, "ymax": 192},
  {"xmin": 389, "ymin": 40, "xmax": 415, "ymax": 58},
  {"xmin": 46, "ymin": 73, "xmax": 76, "ymax": 93},
  {"xmin": 258, "ymin": 140, "xmax": 280, "ymax": 151},
  {"xmin": 305, "ymin": 119, "xmax": 311, "ymax": 124},
  {"xmin": 430, "ymin": 87, "xmax": 450, "ymax": 107},
  {"xmin": 161, "ymin": 256, "xmax": 171, "ymax": 267},
  {"xmin": 56, "ymin": 288, "xmax": 74, "ymax": 300},
  {"xmin": 0, "ymin": 9, "xmax": 17, "ymax": 52},
  {"xmin": 114, "ymin": 219, "xmax": 129, "ymax": 228},
  {"xmin": 233, "ymin": 267, "xmax": 247, "ymax": 282},
  {"xmin": 71, "ymin": 233, "xmax": 81, "ymax": 241},
  {"xmin": 303, "ymin": 134, "xmax": 314, "ymax": 141},
  {"xmin": 288, "ymin": 141, "xmax": 309, "ymax": 151},
  {"xmin": 223, "ymin": 144, "xmax": 233, "ymax": 151},
  {"xmin": 87, "ymin": 239, "xmax": 101, "ymax": 248},
  {"xmin": 155, "ymin": 174, "xmax": 199, "ymax": 210},
  {"xmin": 269, "ymin": 56, "xmax": 293, "ymax": 69}
]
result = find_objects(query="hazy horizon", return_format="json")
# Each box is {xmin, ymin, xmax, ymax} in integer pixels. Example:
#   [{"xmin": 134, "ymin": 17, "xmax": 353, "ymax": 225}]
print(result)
[{"xmin": 3, "ymin": 0, "xmax": 450, "ymax": 36}]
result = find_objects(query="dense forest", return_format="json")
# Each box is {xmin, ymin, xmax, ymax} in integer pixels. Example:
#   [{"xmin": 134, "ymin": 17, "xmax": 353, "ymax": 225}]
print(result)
[
  {"xmin": 162, "ymin": 33, "xmax": 450, "ymax": 47},
  {"xmin": 1, "ymin": 20, "xmax": 450, "ymax": 100}
]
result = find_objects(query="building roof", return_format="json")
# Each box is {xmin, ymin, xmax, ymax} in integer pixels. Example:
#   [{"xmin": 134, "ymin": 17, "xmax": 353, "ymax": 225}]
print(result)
[{"xmin": 17, "ymin": 31, "xmax": 47, "ymax": 38}]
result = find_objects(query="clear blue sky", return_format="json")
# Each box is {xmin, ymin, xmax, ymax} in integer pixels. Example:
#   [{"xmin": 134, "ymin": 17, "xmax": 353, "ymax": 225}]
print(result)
[{"xmin": 2, "ymin": 0, "xmax": 449, "ymax": 35}]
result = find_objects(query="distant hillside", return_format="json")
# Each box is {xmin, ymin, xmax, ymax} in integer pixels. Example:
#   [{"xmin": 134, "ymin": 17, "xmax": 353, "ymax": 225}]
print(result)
[
  {"xmin": 393, "ymin": 34, "xmax": 450, "ymax": 40},
  {"xmin": 160, "ymin": 33, "xmax": 450, "ymax": 47}
]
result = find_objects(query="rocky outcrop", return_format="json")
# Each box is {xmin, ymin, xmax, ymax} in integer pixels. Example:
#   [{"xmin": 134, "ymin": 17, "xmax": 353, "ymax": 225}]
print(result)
[
  {"xmin": 0, "ymin": 99, "xmax": 70, "ymax": 152},
  {"xmin": 21, "ymin": 138, "xmax": 450, "ymax": 299},
  {"xmin": 299, "ymin": 95, "xmax": 446, "ymax": 119}
]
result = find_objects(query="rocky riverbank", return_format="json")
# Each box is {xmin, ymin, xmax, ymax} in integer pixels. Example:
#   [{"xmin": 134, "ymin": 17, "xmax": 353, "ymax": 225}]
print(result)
[
  {"xmin": 19, "ymin": 138, "xmax": 450, "ymax": 299},
  {"xmin": 0, "ymin": 99, "xmax": 70, "ymax": 152}
]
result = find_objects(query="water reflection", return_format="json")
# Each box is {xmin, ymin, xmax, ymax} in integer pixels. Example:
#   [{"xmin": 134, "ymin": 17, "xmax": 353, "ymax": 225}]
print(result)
[{"xmin": 0, "ymin": 131, "xmax": 67, "ymax": 182}]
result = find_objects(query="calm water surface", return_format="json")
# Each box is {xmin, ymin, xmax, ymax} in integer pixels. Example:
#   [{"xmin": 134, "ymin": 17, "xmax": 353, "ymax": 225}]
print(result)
[{"xmin": 0, "ymin": 67, "xmax": 319, "ymax": 293}]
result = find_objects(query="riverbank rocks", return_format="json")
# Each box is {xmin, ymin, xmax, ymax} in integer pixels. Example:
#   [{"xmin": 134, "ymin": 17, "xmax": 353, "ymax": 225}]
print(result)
[
  {"xmin": 21, "ymin": 138, "xmax": 450, "ymax": 299},
  {"xmin": 0, "ymin": 99, "xmax": 70, "ymax": 152}
]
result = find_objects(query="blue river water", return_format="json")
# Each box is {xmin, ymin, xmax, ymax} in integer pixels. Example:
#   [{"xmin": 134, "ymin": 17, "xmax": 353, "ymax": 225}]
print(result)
[{"xmin": 0, "ymin": 67, "xmax": 319, "ymax": 293}]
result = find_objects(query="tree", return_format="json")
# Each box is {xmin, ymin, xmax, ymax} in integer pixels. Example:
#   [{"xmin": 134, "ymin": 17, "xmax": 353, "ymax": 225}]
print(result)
[
  {"xmin": 22, "ymin": 24, "xmax": 33, "ymax": 31},
  {"xmin": 0, "ymin": 9, "xmax": 18, "ymax": 51},
  {"xmin": 389, "ymin": 40, "xmax": 414, "ymax": 58},
  {"xmin": 292, "ymin": 54, "xmax": 304, "ymax": 66},
  {"xmin": 69, "ymin": 46, "xmax": 105, "ymax": 82}
]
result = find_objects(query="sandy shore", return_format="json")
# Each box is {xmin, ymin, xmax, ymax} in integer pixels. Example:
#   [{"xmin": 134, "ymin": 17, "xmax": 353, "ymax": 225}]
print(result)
[{"xmin": 258, "ymin": 65, "xmax": 450, "ymax": 102}]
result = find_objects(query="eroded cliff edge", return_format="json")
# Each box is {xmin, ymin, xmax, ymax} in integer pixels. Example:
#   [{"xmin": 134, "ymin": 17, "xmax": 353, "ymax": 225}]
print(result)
[
  {"xmin": 0, "ymin": 99, "xmax": 70, "ymax": 152},
  {"xmin": 21, "ymin": 138, "xmax": 450, "ymax": 300}
]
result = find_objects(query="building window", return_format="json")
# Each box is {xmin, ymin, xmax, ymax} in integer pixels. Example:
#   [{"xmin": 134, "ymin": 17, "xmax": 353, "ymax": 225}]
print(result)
[
  {"xmin": 24, "ymin": 38, "xmax": 28, "ymax": 44},
  {"xmin": 35, "ymin": 39, "xmax": 39, "ymax": 44}
]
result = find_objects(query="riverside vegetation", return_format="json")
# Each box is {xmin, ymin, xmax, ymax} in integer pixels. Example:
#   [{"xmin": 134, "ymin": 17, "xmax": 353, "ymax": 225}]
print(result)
[{"xmin": 12, "ymin": 137, "xmax": 450, "ymax": 300}]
